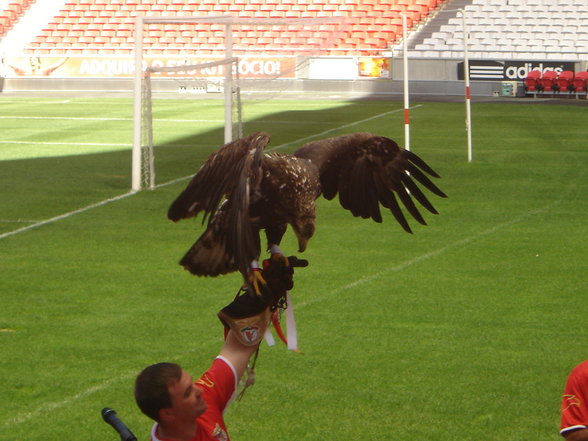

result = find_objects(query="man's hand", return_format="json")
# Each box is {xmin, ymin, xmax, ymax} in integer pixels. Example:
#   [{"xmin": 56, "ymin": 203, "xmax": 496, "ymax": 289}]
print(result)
[{"xmin": 261, "ymin": 254, "xmax": 308, "ymax": 309}]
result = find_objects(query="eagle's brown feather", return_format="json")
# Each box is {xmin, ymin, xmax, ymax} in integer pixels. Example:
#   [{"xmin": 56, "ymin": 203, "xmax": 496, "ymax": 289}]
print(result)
[{"xmin": 168, "ymin": 131, "xmax": 446, "ymax": 278}]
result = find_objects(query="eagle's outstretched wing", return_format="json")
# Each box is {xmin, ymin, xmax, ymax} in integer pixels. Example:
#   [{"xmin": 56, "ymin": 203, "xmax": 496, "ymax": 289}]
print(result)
[
  {"xmin": 168, "ymin": 132, "xmax": 271, "ymax": 276},
  {"xmin": 293, "ymin": 132, "xmax": 447, "ymax": 233}
]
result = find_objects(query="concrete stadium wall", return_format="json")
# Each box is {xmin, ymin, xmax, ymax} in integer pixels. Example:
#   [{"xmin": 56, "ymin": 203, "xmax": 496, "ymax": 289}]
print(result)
[{"xmin": 0, "ymin": 76, "xmax": 500, "ymax": 98}]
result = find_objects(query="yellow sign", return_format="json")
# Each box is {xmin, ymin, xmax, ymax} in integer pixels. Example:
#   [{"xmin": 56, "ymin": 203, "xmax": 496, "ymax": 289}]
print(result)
[{"xmin": 358, "ymin": 57, "xmax": 390, "ymax": 78}]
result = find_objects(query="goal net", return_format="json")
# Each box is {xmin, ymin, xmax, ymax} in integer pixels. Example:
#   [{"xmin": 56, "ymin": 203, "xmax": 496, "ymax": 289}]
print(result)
[
  {"xmin": 132, "ymin": 14, "xmax": 346, "ymax": 191},
  {"xmin": 140, "ymin": 57, "xmax": 242, "ymax": 190}
]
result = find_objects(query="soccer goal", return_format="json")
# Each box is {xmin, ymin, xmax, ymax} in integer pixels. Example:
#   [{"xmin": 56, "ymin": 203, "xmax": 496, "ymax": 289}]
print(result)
[
  {"xmin": 139, "ymin": 56, "xmax": 242, "ymax": 191},
  {"xmin": 131, "ymin": 14, "xmax": 345, "ymax": 191}
]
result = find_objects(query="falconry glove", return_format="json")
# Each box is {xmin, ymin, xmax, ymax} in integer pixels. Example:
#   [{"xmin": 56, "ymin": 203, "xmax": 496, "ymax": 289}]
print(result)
[{"xmin": 218, "ymin": 254, "xmax": 307, "ymax": 347}]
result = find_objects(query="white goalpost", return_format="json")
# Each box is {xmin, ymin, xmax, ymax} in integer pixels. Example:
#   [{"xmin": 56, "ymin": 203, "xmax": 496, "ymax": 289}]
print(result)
[{"xmin": 131, "ymin": 14, "xmax": 345, "ymax": 191}]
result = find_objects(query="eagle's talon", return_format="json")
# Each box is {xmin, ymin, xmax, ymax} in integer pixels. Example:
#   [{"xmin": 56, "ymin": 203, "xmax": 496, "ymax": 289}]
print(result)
[{"xmin": 248, "ymin": 268, "xmax": 266, "ymax": 295}]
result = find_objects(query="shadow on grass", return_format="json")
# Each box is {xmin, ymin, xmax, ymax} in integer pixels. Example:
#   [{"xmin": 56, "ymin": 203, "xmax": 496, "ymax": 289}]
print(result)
[{"xmin": 0, "ymin": 99, "xmax": 411, "ymax": 232}]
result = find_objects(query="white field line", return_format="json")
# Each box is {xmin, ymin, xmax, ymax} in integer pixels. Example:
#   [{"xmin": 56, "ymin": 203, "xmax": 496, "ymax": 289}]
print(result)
[
  {"xmin": 0, "ymin": 116, "xmax": 131, "ymax": 121},
  {"xmin": 0, "ymin": 192, "xmax": 136, "ymax": 240},
  {"xmin": 0, "ymin": 99, "xmax": 75, "ymax": 104},
  {"xmin": 0, "ymin": 115, "xmax": 223, "ymax": 123},
  {"xmin": 0, "ymin": 140, "xmax": 132, "ymax": 147}
]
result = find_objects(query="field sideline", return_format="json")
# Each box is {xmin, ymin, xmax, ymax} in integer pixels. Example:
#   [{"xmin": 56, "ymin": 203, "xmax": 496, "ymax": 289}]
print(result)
[{"xmin": 1, "ymin": 96, "xmax": 587, "ymax": 441}]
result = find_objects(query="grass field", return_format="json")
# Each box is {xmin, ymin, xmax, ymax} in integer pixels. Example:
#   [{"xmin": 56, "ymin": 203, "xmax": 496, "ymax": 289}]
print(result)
[{"xmin": 1, "ymin": 95, "xmax": 587, "ymax": 441}]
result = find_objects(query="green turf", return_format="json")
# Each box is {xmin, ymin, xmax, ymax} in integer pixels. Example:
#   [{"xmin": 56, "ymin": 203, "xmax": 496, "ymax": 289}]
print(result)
[{"xmin": 1, "ymin": 96, "xmax": 587, "ymax": 441}]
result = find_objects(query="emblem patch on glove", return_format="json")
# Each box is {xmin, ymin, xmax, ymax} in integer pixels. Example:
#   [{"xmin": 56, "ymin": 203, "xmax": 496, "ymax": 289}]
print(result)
[{"xmin": 240, "ymin": 325, "xmax": 262, "ymax": 345}]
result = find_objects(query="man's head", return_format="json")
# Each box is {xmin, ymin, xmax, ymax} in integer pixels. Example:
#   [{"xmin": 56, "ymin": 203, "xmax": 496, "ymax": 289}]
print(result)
[{"xmin": 135, "ymin": 362, "xmax": 207, "ymax": 424}]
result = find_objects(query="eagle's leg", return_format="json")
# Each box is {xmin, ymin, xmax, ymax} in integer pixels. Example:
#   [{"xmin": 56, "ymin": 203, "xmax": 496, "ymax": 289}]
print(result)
[
  {"xmin": 269, "ymin": 244, "xmax": 289, "ymax": 266},
  {"xmin": 265, "ymin": 225, "xmax": 287, "ymax": 252}
]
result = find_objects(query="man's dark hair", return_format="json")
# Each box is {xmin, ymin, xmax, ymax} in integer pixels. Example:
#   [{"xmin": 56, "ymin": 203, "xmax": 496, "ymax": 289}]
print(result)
[{"xmin": 135, "ymin": 362, "xmax": 183, "ymax": 422}]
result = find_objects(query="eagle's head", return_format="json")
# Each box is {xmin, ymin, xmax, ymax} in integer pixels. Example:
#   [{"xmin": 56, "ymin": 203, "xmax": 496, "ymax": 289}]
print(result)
[{"xmin": 291, "ymin": 215, "xmax": 315, "ymax": 252}]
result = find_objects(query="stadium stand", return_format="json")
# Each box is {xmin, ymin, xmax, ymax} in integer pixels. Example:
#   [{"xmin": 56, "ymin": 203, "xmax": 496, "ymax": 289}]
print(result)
[
  {"xmin": 409, "ymin": 0, "xmax": 588, "ymax": 61},
  {"xmin": 1, "ymin": 0, "xmax": 586, "ymax": 100},
  {"xmin": 0, "ymin": 0, "xmax": 34, "ymax": 36},
  {"xmin": 7, "ymin": 0, "xmax": 446, "ymax": 56}
]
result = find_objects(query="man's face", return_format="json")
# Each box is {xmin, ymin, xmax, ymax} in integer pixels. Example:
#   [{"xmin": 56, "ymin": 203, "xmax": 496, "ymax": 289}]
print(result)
[{"xmin": 167, "ymin": 369, "xmax": 207, "ymax": 421}]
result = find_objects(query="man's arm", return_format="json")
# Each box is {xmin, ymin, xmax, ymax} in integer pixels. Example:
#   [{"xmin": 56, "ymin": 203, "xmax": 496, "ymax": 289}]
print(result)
[
  {"xmin": 564, "ymin": 429, "xmax": 588, "ymax": 441},
  {"xmin": 219, "ymin": 330, "xmax": 260, "ymax": 382}
]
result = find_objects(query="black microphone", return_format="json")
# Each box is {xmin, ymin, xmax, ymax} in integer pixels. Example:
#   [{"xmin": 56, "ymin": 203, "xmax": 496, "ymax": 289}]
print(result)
[{"xmin": 101, "ymin": 407, "xmax": 138, "ymax": 441}]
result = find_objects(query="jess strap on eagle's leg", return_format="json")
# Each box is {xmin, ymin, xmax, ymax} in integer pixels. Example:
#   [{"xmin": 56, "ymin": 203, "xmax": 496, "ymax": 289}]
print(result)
[{"xmin": 263, "ymin": 245, "xmax": 308, "ymax": 351}]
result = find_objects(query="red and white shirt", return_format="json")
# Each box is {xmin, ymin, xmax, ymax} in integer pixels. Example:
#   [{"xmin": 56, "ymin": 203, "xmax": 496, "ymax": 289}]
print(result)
[
  {"xmin": 151, "ymin": 356, "xmax": 238, "ymax": 441},
  {"xmin": 561, "ymin": 360, "xmax": 588, "ymax": 436}
]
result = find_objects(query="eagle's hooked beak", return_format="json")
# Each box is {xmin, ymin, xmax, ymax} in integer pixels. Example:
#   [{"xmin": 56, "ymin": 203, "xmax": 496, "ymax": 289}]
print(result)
[
  {"xmin": 296, "ymin": 235, "xmax": 308, "ymax": 253},
  {"xmin": 292, "ymin": 218, "xmax": 314, "ymax": 253}
]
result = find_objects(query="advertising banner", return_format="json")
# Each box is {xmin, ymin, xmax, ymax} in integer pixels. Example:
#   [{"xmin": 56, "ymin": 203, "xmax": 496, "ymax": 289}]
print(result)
[
  {"xmin": 457, "ymin": 60, "xmax": 577, "ymax": 81},
  {"xmin": 358, "ymin": 57, "xmax": 391, "ymax": 78},
  {"xmin": 4, "ymin": 55, "xmax": 298, "ymax": 79}
]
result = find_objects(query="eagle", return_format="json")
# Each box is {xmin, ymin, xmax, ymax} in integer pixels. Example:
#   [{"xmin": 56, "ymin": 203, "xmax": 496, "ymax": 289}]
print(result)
[{"xmin": 167, "ymin": 131, "xmax": 447, "ymax": 278}]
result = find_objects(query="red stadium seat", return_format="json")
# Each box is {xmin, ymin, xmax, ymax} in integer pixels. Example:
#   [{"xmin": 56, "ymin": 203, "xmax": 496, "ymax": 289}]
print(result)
[
  {"xmin": 22, "ymin": 0, "xmax": 444, "ymax": 56},
  {"xmin": 573, "ymin": 71, "xmax": 588, "ymax": 93},
  {"xmin": 539, "ymin": 70, "xmax": 558, "ymax": 93},
  {"xmin": 524, "ymin": 70, "xmax": 542, "ymax": 93},
  {"xmin": 556, "ymin": 70, "xmax": 574, "ymax": 93}
]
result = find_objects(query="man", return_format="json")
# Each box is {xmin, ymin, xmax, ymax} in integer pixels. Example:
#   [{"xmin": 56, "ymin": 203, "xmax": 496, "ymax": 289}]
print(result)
[
  {"xmin": 135, "ymin": 330, "xmax": 258, "ymax": 441},
  {"xmin": 561, "ymin": 360, "xmax": 588, "ymax": 441},
  {"xmin": 135, "ymin": 252, "xmax": 304, "ymax": 441}
]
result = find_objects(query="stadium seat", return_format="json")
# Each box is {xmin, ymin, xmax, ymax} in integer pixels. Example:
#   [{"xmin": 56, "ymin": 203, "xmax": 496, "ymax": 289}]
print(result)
[
  {"xmin": 524, "ymin": 70, "xmax": 542, "ymax": 93},
  {"xmin": 19, "ymin": 0, "xmax": 446, "ymax": 56},
  {"xmin": 573, "ymin": 71, "xmax": 588, "ymax": 94},
  {"xmin": 539, "ymin": 70, "xmax": 558, "ymax": 93},
  {"xmin": 556, "ymin": 70, "xmax": 574, "ymax": 93}
]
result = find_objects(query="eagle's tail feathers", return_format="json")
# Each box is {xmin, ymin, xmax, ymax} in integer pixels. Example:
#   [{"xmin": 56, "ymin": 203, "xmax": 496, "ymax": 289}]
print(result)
[{"xmin": 179, "ymin": 229, "xmax": 238, "ymax": 277}]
